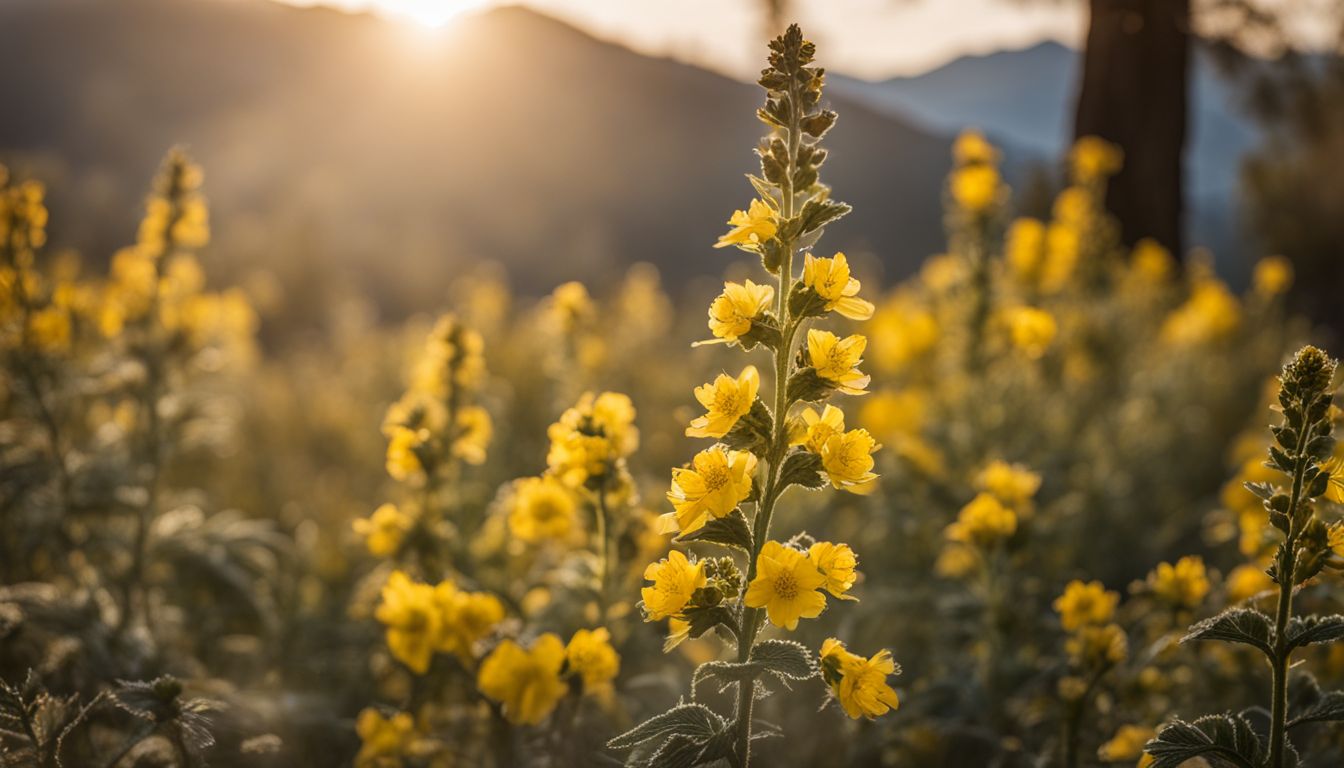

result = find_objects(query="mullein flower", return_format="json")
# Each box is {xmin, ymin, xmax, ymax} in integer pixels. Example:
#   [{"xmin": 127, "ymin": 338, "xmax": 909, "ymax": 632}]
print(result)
[
  {"xmin": 1097, "ymin": 725, "xmax": 1155, "ymax": 767},
  {"xmin": 714, "ymin": 198, "xmax": 778, "ymax": 250},
  {"xmin": 507, "ymin": 475, "xmax": 576, "ymax": 543},
  {"xmin": 1003, "ymin": 305, "xmax": 1057, "ymax": 359},
  {"xmin": 819, "ymin": 428, "xmax": 880, "ymax": 494},
  {"xmin": 640, "ymin": 550, "xmax": 706, "ymax": 621},
  {"xmin": 946, "ymin": 492, "xmax": 1017, "ymax": 547},
  {"xmin": 703, "ymin": 280, "xmax": 774, "ymax": 344},
  {"xmin": 1070, "ymin": 136, "xmax": 1124, "ymax": 184},
  {"xmin": 819, "ymin": 638, "xmax": 901, "ymax": 720},
  {"xmin": 354, "ymin": 709, "xmax": 417, "ymax": 768},
  {"xmin": 434, "ymin": 582, "xmax": 505, "ymax": 661},
  {"xmin": 663, "ymin": 445, "xmax": 757, "ymax": 534},
  {"xmin": 744, "ymin": 541, "xmax": 827, "ymax": 630},
  {"xmin": 1252, "ymin": 255, "xmax": 1294, "ymax": 297},
  {"xmin": 545, "ymin": 391, "xmax": 638, "ymax": 487},
  {"xmin": 809, "ymin": 541, "xmax": 858, "ymax": 599},
  {"xmin": 792, "ymin": 404, "xmax": 845, "ymax": 453},
  {"xmin": 686, "ymin": 366, "xmax": 760, "ymax": 438},
  {"xmin": 1053, "ymin": 580, "xmax": 1119, "ymax": 632},
  {"xmin": 352, "ymin": 503, "xmax": 414, "ymax": 558},
  {"xmin": 807, "ymin": 329, "xmax": 870, "ymax": 395},
  {"xmin": 1146, "ymin": 556, "xmax": 1210, "ymax": 609},
  {"xmin": 801, "ymin": 252, "xmax": 875, "ymax": 320},
  {"xmin": 477, "ymin": 634, "xmax": 567, "ymax": 726},
  {"xmin": 565, "ymin": 628, "xmax": 620, "ymax": 692},
  {"xmin": 374, "ymin": 571, "xmax": 443, "ymax": 674},
  {"xmin": 450, "ymin": 405, "xmax": 492, "ymax": 465}
]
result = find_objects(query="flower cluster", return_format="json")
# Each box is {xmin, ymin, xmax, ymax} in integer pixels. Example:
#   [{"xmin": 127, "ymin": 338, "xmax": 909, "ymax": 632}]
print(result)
[{"xmin": 613, "ymin": 26, "xmax": 898, "ymax": 767}]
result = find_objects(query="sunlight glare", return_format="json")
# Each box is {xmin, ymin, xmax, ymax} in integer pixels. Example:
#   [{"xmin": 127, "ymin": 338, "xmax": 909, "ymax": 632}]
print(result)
[{"xmin": 368, "ymin": 0, "xmax": 492, "ymax": 28}]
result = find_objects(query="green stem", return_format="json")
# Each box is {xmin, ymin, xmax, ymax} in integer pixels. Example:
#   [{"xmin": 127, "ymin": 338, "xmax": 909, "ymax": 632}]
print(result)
[
  {"xmin": 1269, "ymin": 413, "xmax": 1314, "ymax": 768},
  {"xmin": 595, "ymin": 480, "xmax": 610, "ymax": 619},
  {"xmin": 734, "ymin": 72, "xmax": 804, "ymax": 768}
]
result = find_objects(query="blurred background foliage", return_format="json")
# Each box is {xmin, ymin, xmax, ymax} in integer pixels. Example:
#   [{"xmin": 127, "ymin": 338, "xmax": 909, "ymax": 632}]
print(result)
[{"xmin": 3, "ymin": 0, "xmax": 1344, "ymax": 766}]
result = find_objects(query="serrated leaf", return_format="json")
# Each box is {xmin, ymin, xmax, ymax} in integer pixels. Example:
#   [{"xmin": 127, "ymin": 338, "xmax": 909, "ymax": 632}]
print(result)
[
  {"xmin": 1288, "ymin": 690, "xmax": 1344, "ymax": 730},
  {"xmin": 749, "ymin": 639, "xmax": 818, "ymax": 681},
  {"xmin": 1146, "ymin": 714, "xmax": 1264, "ymax": 768},
  {"xmin": 676, "ymin": 509, "xmax": 753, "ymax": 552},
  {"xmin": 608, "ymin": 704, "xmax": 726, "ymax": 750},
  {"xmin": 1181, "ymin": 608, "xmax": 1274, "ymax": 658},
  {"xmin": 1285, "ymin": 615, "xmax": 1344, "ymax": 650},
  {"xmin": 778, "ymin": 450, "xmax": 826, "ymax": 491},
  {"xmin": 794, "ymin": 199, "xmax": 851, "ymax": 237}
]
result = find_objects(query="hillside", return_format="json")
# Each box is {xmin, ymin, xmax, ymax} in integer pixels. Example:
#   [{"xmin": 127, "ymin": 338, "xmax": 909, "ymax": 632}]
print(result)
[{"xmin": 0, "ymin": 0, "xmax": 955, "ymax": 311}]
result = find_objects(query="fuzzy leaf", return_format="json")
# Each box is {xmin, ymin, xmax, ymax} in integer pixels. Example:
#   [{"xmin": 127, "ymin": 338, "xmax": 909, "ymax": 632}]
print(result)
[
  {"xmin": 778, "ymin": 450, "xmax": 826, "ymax": 491},
  {"xmin": 749, "ymin": 639, "xmax": 818, "ymax": 681},
  {"xmin": 795, "ymin": 199, "xmax": 851, "ymax": 235},
  {"xmin": 1146, "ymin": 714, "xmax": 1264, "ymax": 768},
  {"xmin": 676, "ymin": 510, "xmax": 753, "ymax": 552},
  {"xmin": 1182, "ymin": 608, "xmax": 1274, "ymax": 658},
  {"xmin": 608, "ymin": 703, "xmax": 726, "ymax": 750},
  {"xmin": 1285, "ymin": 615, "xmax": 1344, "ymax": 650},
  {"xmin": 1288, "ymin": 690, "xmax": 1344, "ymax": 730}
]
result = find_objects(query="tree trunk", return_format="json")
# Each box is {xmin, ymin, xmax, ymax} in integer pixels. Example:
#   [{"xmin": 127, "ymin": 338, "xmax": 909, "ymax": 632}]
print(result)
[{"xmin": 1074, "ymin": 0, "xmax": 1191, "ymax": 256}]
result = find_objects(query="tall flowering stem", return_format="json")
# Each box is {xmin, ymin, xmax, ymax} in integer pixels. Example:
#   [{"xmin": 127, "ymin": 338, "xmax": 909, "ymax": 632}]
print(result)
[
  {"xmin": 613, "ymin": 25, "xmax": 898, "ymax": 768},
  {"xmin": 1147, "ymin": 345, "xmax": 1344, "ymax": 768}
]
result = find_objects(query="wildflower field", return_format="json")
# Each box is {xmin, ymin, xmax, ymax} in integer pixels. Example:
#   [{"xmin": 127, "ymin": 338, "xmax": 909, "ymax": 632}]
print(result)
[{"xmin": 5, "ymin": 17, "xmax": 1344, "ymax": 768}]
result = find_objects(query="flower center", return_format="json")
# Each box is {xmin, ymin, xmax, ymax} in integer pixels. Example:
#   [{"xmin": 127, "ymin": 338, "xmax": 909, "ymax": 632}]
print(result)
[
  {"xmin": 773, "ymin": 573, "xmax": 799, "ymax": 600},
  {"xmin": 700, "ymin": 465, "xmax": 730, "ymax": 492}
]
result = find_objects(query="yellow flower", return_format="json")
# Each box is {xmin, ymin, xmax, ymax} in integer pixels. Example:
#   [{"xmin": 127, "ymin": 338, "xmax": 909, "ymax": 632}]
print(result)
[
  {"xmin": 374, "ymin": 571, "xmax": 442, "ymax": 675},
  {"xmin": 385, "ymin": 426, "xmax": 425, "ymax": 482},
  {"xmin": 809, "ymin": 541, "xmax": 858, "ymax": 599},
  {"xmin": 435, "ymin": 581, "xmax": 505, "ymax": 659},
  {"xmin": 1252, "ymin": 255, "xmax": 1294, "ymax": 297},
  {"xmin": 976, "ymin": 460, "xmax": 1041, "ymax": 511},
  {"xmin": 1066, "ymin": 622, "xmax": 1128, "ymax": 666},
  {"xmin": 1097, "ymin": 725, "xmax": 1155, "ymax": 765},
  {"xmin": 868, "ymin": 299, "xmax": 939, "ymax": 373},
  {"xmin": 1070, "ymin": 136, "xmax": 1123, "ymax": 183},
  {"xmin": 714, "ymin": 198, "xmax": 778, "ymax": 249},
  {"xmin": 1148, "ymin": 556, "xmax": 1210, "ymax": 608},
  {"xmin": 547, "ymin": 280, "xmax": 595, "ymax": 333},
  {"xmin": 792, "ymin": 404, "xmax": 846, "ymax": 454},
  {"xmin": 745, "ymin": 541, "xmax": 827, "ymax": 630},
  {"xmin": 352, "ymin": 503, "xmax": 413, "ymax": 558},
  {"xmin": 1328, "ymin": 522, "xmax": 1344, "ymax": 558},
  {"xmin": 946, "ymin": 493, "xmax": 1017, "ymax": 548},
  {"xmin": 1160, "ymin": 275, "xmax": 1241, "ymax": 346},
  {"xmin": 354, "ymin": 708, "xmax": 416, "ymax": 768},
  {"xmin": 1005, "ymin": 218, "xmax": 1046, "ymax": 286},
  {"xmin": 566, "ymin": 627, "xmax": 620, "ymax": 691},
  {"xmin": 820, "ymin": 428, "xmax": 880, "ymax": 494},
  {"xmin": 452, "ymin": 405, "xmax": 492, "ymax": 465},
  {"xmin": 950, "ymin": 164, "xmax": 1000, "ymax": 213},
  {"xmin": 477, "ymin": 634, "xmax": 568, "ymax": 726},
  {"xmin": 1004, "ymin": 306, "xmax": 1056, "ymax": 359},
  {"xmin": 1226, "ymin": 563, "xmax": 1273, "ymax": 603},
  {"xmin": 1130, "ymin": 238, "xmax": 1174, "ymax": 284},
  {"xmin": 705, "ymin": 280, "xmax": 774, "ymax": 344},
  {"xmin": 935, "ymin": 544, "xmax": 979, "ymax": 578},
  {"xmin": 819, "ymin": 638, "xmax": 901, "ymax": 719},
  {"xmin": 1053, "ymin": 580, "xmax": 1119, "ymax": 632},
  {"xmin": 807, "ymin": 329, "xmax": 870, "ymax": 395},
  {"xmin": 953, "ymin": 130, "xmax": 998, "ymax": 166},
  {"xmin": 508, "ymin": 476, "xmax": 577, "ymax": 543},
  {"xmin": 802, "ymin": 252, "xmax": 874, "ymax": 320},
  {"xmin": 687, "ymin": 366, "xmax": 760, "ymax": 438},
  {"xmin": 546, "ymin": 391, "xmax": 639, "ymax": 485},
  {"xmin": 26, "ymin": 306, "xmax": 71, "ymax": 353},
  {"xmin": 641, "ymin": 550, "xmax": 706, "ymax": 621},
  {"xmin": 664, "ymin": 445, "xmax": 757, "ymax": 534}
]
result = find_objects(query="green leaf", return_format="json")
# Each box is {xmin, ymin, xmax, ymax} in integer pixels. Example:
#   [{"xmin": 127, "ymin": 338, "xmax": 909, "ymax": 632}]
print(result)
[
  {"xmin": 1285, "ymin": 615, "xmax": 1344, "ymax": 650},
  {"xmin": 1145, "ymin": 714, "xmax": 1264, "ymax": 768},
  {"xmin": 795, "ymin": 198, "xmax": 851, "ymax": 235},
  {"xmin": 1268, "ymin": 446, "xmax": 1295, "ymax": 473},
  {"xmin": 1243, "ymin": 481, "xmax": 1276, "ymax": 501},
  {"xmin": 749, "ymin": 639, "xmax": 818, "ymax": 681},
  {"xmin": 786, "ymin": 368, "xmax": 832, "ymax": 403},
  {"xmin": 1288, "ymin": 690, "xmax": 1344, "ymax": 730},
  {"xmin": 608, "ymin": 703, "xmax": 726, "ymax": 750},
  {"xmin": 685, "ymin": 605, "xmax": 737, "ymax": 641},
  {"xmin": 676, "ymin": 509, "xmax": 753, "ymax": 552},
  {"xmin": 1181, "ymin": 608, "xmax": 1274, "ymax": 658},
  {"xmin": 778, "ymin": 450, "xmax": 826, "ymax": 491}
]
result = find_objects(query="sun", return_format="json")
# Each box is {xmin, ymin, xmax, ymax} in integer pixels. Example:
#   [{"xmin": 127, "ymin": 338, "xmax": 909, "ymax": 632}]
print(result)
[{"xmin": 367, "ymin": 0, "xmax": 491, "ymax": 28}]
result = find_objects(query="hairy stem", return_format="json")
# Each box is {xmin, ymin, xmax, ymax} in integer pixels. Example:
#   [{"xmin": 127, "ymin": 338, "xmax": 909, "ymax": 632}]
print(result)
[{"xmin": 1269, "ymin": 412, "xmax": 1314, "ymax": 768}]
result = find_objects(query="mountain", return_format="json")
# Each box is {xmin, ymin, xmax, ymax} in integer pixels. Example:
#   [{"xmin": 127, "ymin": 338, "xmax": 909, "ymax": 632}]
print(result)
[
  {"xmin": 831, "ymin": 40, "xmax": 1263, "ymax": 274},
  {"xmin": 0, "ymin": 0, "xmax": 955, "ymax": 313}
]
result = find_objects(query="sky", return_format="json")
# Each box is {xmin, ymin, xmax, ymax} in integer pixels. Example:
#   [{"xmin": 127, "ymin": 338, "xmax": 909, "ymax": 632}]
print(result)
[{"xmin": 281, "ymin": 0, "xmax": 1087, "ymax": 78}]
